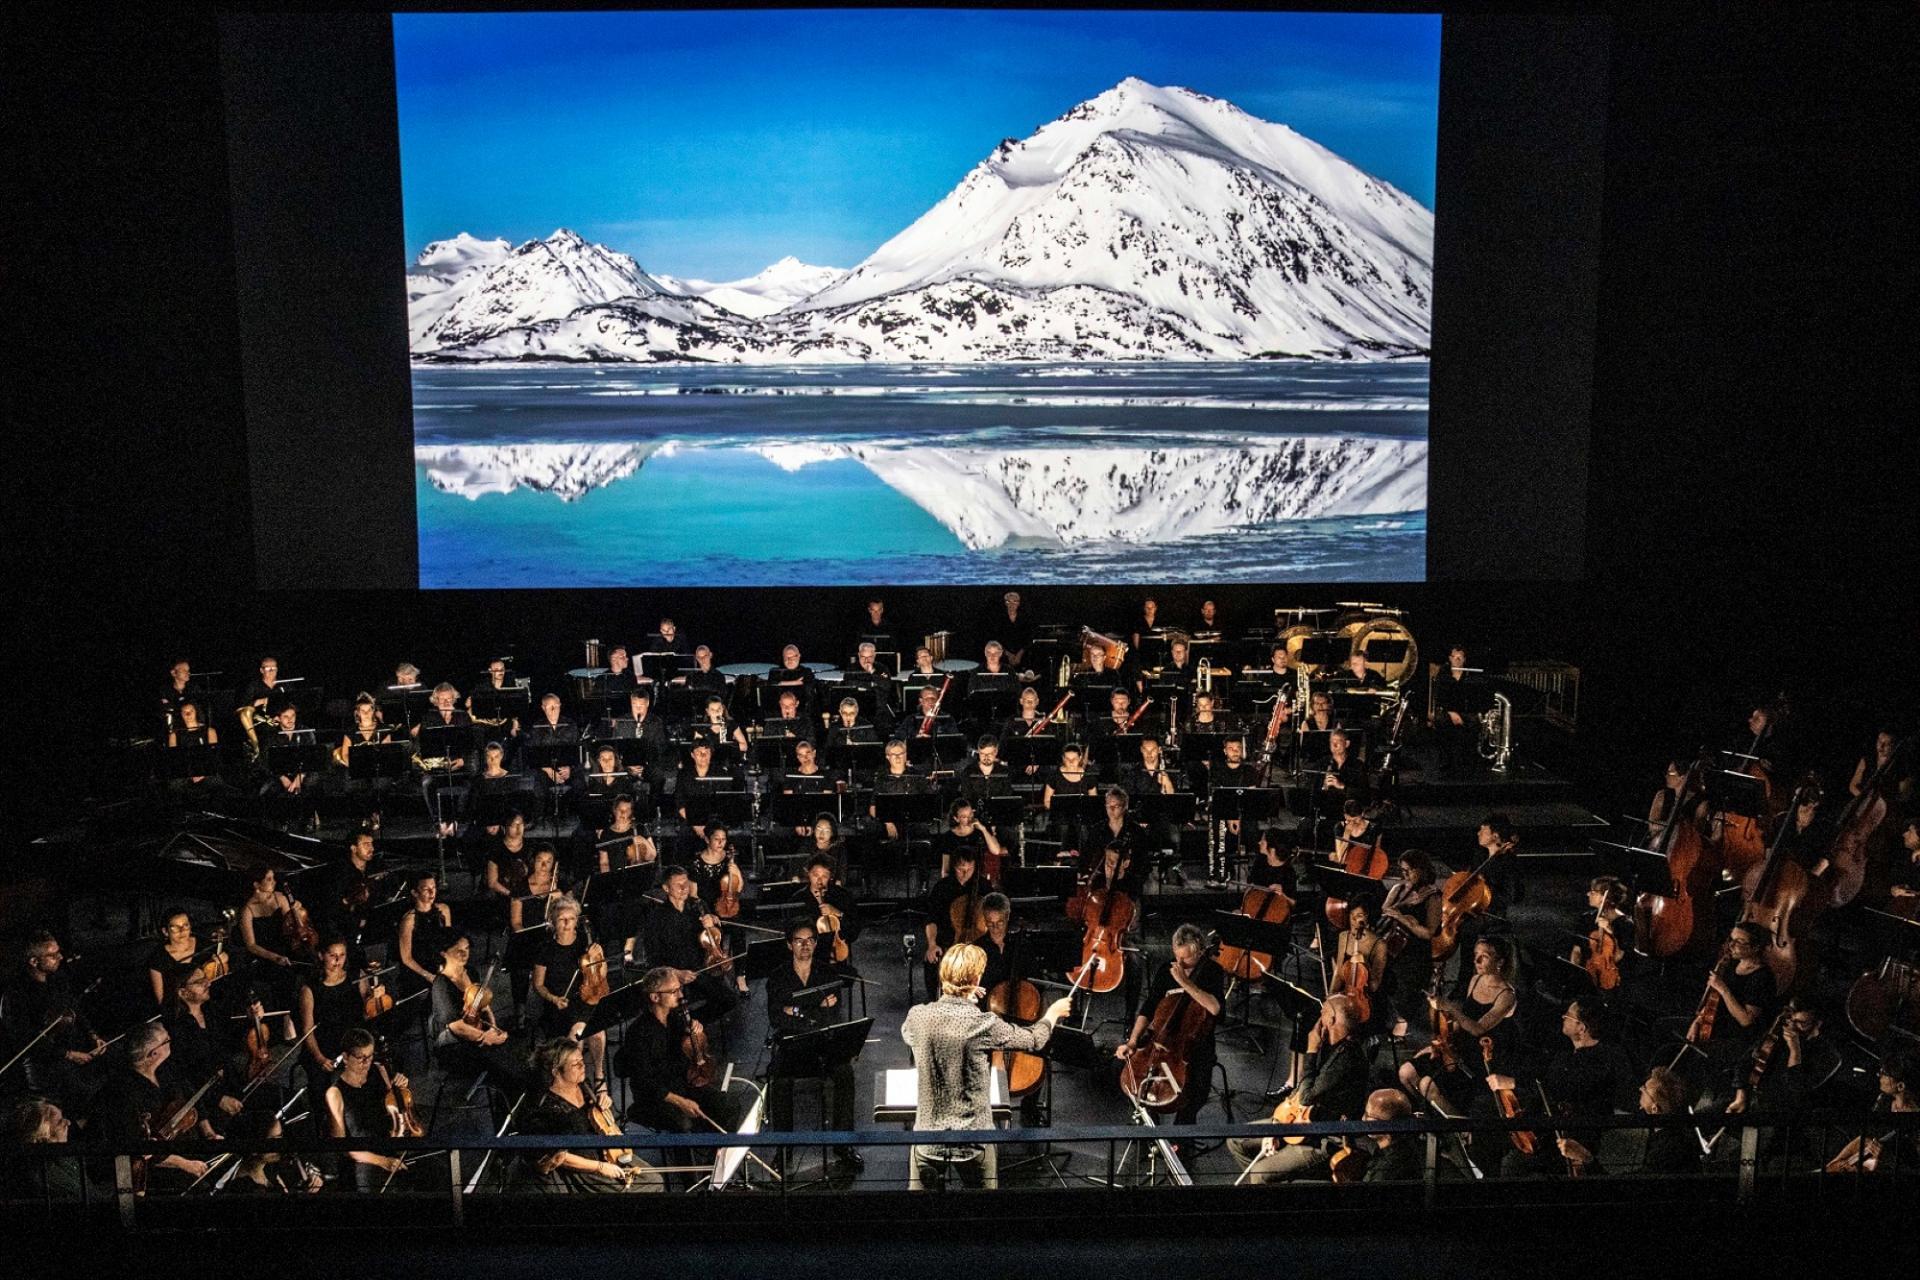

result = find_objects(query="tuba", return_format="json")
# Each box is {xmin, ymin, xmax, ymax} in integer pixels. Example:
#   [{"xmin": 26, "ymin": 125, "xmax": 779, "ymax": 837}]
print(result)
[
  {"xmin": 1196, "ymin": 658, "xmax": 1213, "ymax": 695},
  {"xmin": 1477, "ymin": 692, "xmax": 1513, "ymax": 773}
]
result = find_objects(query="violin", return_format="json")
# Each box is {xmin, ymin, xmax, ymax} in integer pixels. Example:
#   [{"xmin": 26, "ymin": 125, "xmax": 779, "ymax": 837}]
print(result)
[
  {"xmin": 678, "ymin": 1007, "xmax": 715, "ymax": 1089},
  {"xmin": 362, "ymin": 967, "xmax": 397, "ymax": 1021},
  {"xmin": 815, "ymin": 902, "xmax": 851, "ymax": 964},
  {"xmin": 588, "ymin": 1092, "xmax": 633, "ymax": 1168},
  {"xmin": 576, "ymin": 935, "xmax": 611, "ymax": 1007},
  {"xmin": 1120, "ymin": 979, "xmax": 1216, "ymax": 1115},
  {"xmin": 1742, "ymin": 1009, "xmax": 1790, "ymax": 1094},
  {"xmin": 378, "ymin": 1059, "xmax": 424, "ymax": 1138},
  {"xmin": 1327, "ymin": 1136, "xmax": 1371, "ymax": 1183},
  {"xmin": 1266, "ymin": 1092, "xmax": 1319, "ymax": 1144},
  {"xmin": 461, "ymin": 962, "xmax": 499, "ymax": 1031},
  {"xmin": 243, "ymin": 1001, "xmax": 274, "ymax": 1082},
  {"xmin": 194, "ymin": 933, "xmax": 233, "ymax": 984},
  {"xmin": 1583, "ymin": 922, "xmax": 1622, "ymax": 993},
  {"xmin": 1324, "ymin": 828, "xmax": 1389, "ymax": 930},
  {"xmin": 1217, "ymin": 881, "xmax": 1292, "ymax": 983},
  {"xmin": 134, "ymin": 1070, "xmax": 222, "ymax": 1194},
  {"xmin": 281, "ymin": 898, "xmax": 320, "ymax": 960},
  {"xmin": 1066, "ymin": 872, "xmax": 1133, "ymax": 994},
  {"xmin": 1481, "ymin": 1034, "xmax": 1536, "ymax": 1155},
  {"xmin": 987, "ymin": 936, "xmax": 1049, "ymax": 1099},
  {"xmin": 698, "ymin": 915, "xmax": 734, "ymax": 977}
]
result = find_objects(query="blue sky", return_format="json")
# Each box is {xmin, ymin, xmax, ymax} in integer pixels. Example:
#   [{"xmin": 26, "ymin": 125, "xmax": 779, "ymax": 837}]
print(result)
[{"xmin": 394, "ymin": 9, "xmax": 1441, "ymax": 281}]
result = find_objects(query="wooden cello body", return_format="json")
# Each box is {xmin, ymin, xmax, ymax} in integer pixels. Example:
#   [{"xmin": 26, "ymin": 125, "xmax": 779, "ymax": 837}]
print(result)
[
  {"xmin": 1120, "ymin": 988, "xmax": 1214, "ymax": 1115},
  {"xmin": 1634, "ymin": 764, "xmax": 1722, "ymax": 958}
]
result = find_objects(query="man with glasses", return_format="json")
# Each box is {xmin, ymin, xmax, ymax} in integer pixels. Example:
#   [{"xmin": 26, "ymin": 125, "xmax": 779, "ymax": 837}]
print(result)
[
  {"xmin": 615, "ymin": 967, "xmax": 746, "ymax": 1138},
  {"xmin": 764, "ymin": 920, "xmax": 862, "ymax": 1166},
  {"xmin": 2, "ymin": 931, "xmax": 107, "ymax": 1109},
  {"xmin": 86, "ymin": 1022, "xmax": 214, "ymax": 1190}
]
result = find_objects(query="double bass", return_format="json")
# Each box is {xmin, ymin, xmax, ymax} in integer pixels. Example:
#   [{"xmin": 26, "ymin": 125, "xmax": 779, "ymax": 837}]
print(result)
[
  {"xmin": 1737, "ymin": 778, "xmax": 1826, "ymax": 991},
  {"xmin": 1717, "ymin": 703, "xmax": 1791, "ymax": 873},
  {"xmin": 1823, "ymin": 737, "xmax": 1903, "ymax": 908},
  {"xmin": 1634, "ymin": 759, "xmax": 1721, "ymax": 958}
]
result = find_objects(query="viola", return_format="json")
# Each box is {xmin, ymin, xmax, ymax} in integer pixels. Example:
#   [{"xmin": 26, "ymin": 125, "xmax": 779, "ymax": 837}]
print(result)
[
  {"xmin": 987, "ymin": 937, "xmax": 1048, "ymax": 1099},
  {"xmin": 698, "ymin": 917, "xmax": 734, "ymax": 977},
  {"xmin": 1481, "ymin": 1034, "xmax": 1536, "ymax": 1155},
  {"xmin": 243, "ymin": 1002, "xmax": 274, "ymax": 1082},
  {"xmin": 1066, "ymin": 875, "xmax": 1133, "ymax": 995},
  {"xmin": 194, "ymin": 935, "xmax": 233, "ymax": 985},
  {"xmin": 679, "ymin": 1008, "xmax": 715, "ymax": 1089},
  {"xmin": 714, "ymin": 856, "xmax": 742, "ymax": 920},
  {"xmin": 1267, "ymin": 1093, "xmax": 1319, "ymax": 1145},
  {"xmin": 1120, "ymin": 983, "xmax": 1216, "ymax": 1115},
  {"xmin": 1324, "ymin": 832, "xmax": 1389, "ymax": 930},
  {"xmin": 378, "ymin": 1060, "xmax": 424, "ymax": 1138},
  {"xmin": 461, "ymin": 962, "xmax": 499, "ymax": 1030},
  {"xmin": 588, "ymin": 1093, "xmax": 633, "ymax": 1168},
  {"xmin": 282, "ymin": 898, "xmax": 320, "ymax": 960},
  {"xmin": 1327, "ymin": 1137, "xmax": 1371, "ymax": 1183},
  {"xmin": 1583, "ymin": 924, "xmax": 1622, "ymax": 993},
  {"xmin": 362, "ymin": 977, "xmax": 396, "ymax": 1022}
]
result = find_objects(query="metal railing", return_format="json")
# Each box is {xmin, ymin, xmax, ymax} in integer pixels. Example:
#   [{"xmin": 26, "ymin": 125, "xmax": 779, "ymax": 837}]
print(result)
[{"xmin": 4, "ymin": 1110, "xmax": 1912, "ymax": 1232}]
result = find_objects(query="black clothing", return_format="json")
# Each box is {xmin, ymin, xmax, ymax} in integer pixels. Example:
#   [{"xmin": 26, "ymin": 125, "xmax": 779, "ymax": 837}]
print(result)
[
  {"xmin": 617, "ymin": 1010, "xmax": 747, "ymax": 1135},
  {"xmin": 685, "ymin": 855, "xmax": 739, "ymax": 914},
  {"xmin": 302, "ymin": 975, "xmax": 366, "ymax": 1066},
  {"xmin": 765, "ymin": 960, "xmax": 857, "ymax": 1037},
  {"xmin": 640, "ymin": 901, "xmax": 738, "ymax": 1018},
  {"xmin": 954, "ymin": 761, "xmax": 1016, "ymax": 810},
  {"xmin": 428, "ymin": 974, "xmax": 537, "ymax": 1091},
  {"xmin": 397, "ymin": 906, "xmax": 454, "ymax": 994},
  {"xmin": 1362, "ymin": 1139, "xmax": 1424, "ymax": 1182},
  {"xmin": 144, "ymin": 945, "xmax": 198, "ymax": 1004},
  {"xmin": 516, "ymin": 1088, "xmax": 634, "ymax": 1193},
  {"xmin": 531, "ymin": 936, "xmax": 590, "ymax": 1038},
  {"xmin": 1722, "ymin": 966, "xmax": 1779, "ymax": 1045},
  {"xmin": 802, "ymin": 882, "xmax": 863, "ymax": 944},
  {"xmin": 925, "ymin": 875, "xmax": 986, "ymax": 949},
  {"xmin": 1132, "ymin": 958, "xmax": 1226, "ymax": 1125},
  {"xmin": 1294, "ymin": 1036, "xmax": 1371, "ymax": 1121},
  {"xmin": 933, "ymin": 826, "xmax": 994, "ymax": 874},
  {"xmin": 2, "ymin": 974, "xmax": 97, "ymax": 1103},
  {"xmin": 330, "ymin": 1072, "xmax": 395, "ymax": 1192},
  {"xmin": 1248, "ymin": 856, "xmax": 1298, "ymax": 896}
]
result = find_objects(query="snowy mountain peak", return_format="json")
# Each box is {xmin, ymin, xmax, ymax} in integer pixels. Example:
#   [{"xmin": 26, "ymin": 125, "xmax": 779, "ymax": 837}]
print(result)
[{"xmin": 414, "ymin": 232, "xmax": 511, "ymax": 278}]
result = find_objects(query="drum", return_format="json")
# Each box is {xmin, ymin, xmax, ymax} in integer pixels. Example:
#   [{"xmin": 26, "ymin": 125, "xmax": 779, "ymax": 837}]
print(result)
[
  {"xmin": 566, "ymin": 667, "xmax": 607, "ymax": 704},
  {"xmin": 717, "ymin": 663, "xmax": 764, "ymax": 678},
  {"xmin": 924, "ymin": 631, "xmax": 954, "ymax": 664},
  {"xmin": 1277, "ymin": 623, "xmax": 1323, "ymax": 673},
  {"xmin": 1343, "ymin": 618, "xmax": 1419, "ymax": 686},
  {"xmin": 936, "ymin": 659, "xmax": 980, "ymax": 673}
]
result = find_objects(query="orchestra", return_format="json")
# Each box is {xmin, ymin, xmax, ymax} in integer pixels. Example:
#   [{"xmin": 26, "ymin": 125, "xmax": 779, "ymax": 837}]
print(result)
[{"xmin": 3, "ymin": 599, "xmax": 1914, "ymax": 1208}]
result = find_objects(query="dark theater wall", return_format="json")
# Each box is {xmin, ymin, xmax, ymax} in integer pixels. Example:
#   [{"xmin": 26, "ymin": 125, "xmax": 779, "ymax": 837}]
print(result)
[{"xmin": 9, "ymin": 4, "xmax": 1917, "ymax": 834}]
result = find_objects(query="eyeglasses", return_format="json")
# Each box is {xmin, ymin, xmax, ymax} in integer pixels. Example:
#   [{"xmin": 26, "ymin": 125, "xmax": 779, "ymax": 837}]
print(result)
[{"xmin": 345, "ymin": 1051, "xmax": 375, "ymax": 1063}]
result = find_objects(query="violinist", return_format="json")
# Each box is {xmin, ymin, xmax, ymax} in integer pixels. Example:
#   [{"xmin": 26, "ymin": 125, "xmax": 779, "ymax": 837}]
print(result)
[
  {"xmin": 688, "ymin": 827, "xmax": 750, "ymax": 996},
  {"xmin": 1820, "ymin": 1049, "xmax": 1917, "ymax": 1175},
  {"xmin": 799, "ymin": 814, "xmax": 852, "ymax": 886},
  {"xmin": 935, "ymin": 798, "xmax": 1004, "ymax": 880},
  {"xmin": 1228, "ymin": 993, "xmax": 1369, "ymax": 1182},
  {"xmin": 921, "ymin": 847, "xmax": 985, "ymax": 1000},
  {"xmin": 1490, "ymin": 998, "xmax": 1634, "ymax": 1178},
  {"xmin": 1556, "ymin": 1065, "xmax": 1700, "ymax": 1177},
  {"xmin": 145, "ymin": 908, "xmax": 207, "ymax": 1007},
  {"xmin": 429, "ymin": 933, "xmax": 537, "ymax": 1093},
  {"xmin": 1114, "ymin": 924, "xmax": 1225, "ymax": 1127},
  {"xmin": 236, "ymin": 867, "xmax": 305, "ymax": 1035},
  {"xmin": 323, "ymin": 1028, "xmax": 409, "ymax": 1191},
  {"xmin": 1397, "ymin": 935, "xmax": 1520, "ymax": 1118},
  {"xmin": 506, "ymin": 847, "xmax": 561, "ymax": 1012},
  {"xmin": 529, "ymin": 897, "xmax": 603, "ymax": 1064},
  {"xmin": 2, "ymin": 931, "xmax": 106, "ymax": 1107},
  {"xmin": 1567, "ymin": 875, "xmax": 1635, "ymax": 984},
  {"xmin": 1702, "ymin": 922, "xmax": 1781, "ymax": 1061},
  {"xmin": 297, "ymin": 937, "xmax": 368, "ymax": 1091},
  {"xmin": 1377, "ymin": 849, "xmax": 1443, "ymax": 1027},
  {"xmin": 802, "ymin": 853, "xmax": 862, "ymax": 952},
  {"xmin": 616, "ymin": 967, "xmax": 746, "ymax": 1137},
  {"xmin": 765, "ymin": 920, "xmax": 861, "ymax": 1162},
  {"xmin": 159, "ymin": 969, "xmax": 254, "ymax": 1136},
  {"xmin": 1723, "ymin": 995, "xmax": 1843, "ymax": 1165},
  {"xmin": 86, "ymin": 1022, "xmax": 214, "ymax": 1190},
  {"xmin": 580, "ymin": 794, "xmax": 657, "ymax": 960},
  {"xmin": 394, "ymin": 871, "xmax": 455, "ymax": 998},
  {"xmin": 334, "ymin": 694, "xmax": 394, "ymax": 832},
  {"xmin": 515, "ymin": 1037, "xmax": 663, "ymax": 1193},
  {"xmin": 640, "ymin": 866, "xmax": 739, "ymax": 1018},
  {"xmin": 310, "ymin": 829, "xmax": 378, "ymax": 944},
  {"xmin": 902, "ymin": 943, "xmax": 1072, "ymax": 1190}
]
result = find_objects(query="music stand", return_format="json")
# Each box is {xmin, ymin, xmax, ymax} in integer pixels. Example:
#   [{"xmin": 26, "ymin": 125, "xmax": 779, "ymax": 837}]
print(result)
[
  {"xmin": 1049, "ymin": 793, "xmax": 1107, "ymax": 833},
  {"xmin": 1001, "ymin": 735, "xmax": 1063, "ymax": 773},
  {"xmin": 1314, "ymin": 865, "xmax": 1391, "ymax": 916},
  {"xmin": 739, "ymin": 937, "xmax": 793, "ymax": 983},
  {"xmin": 470, "ymin": 687, "xmax": 529, "ymax": 725},
  {"xmin": 638, "ymin": 652, "xmax": 683, "ymax": 683},
  {"xmin": 1210, "ymin": 909, "xmax": 1295, "ymax": 1054},
  {"xmin": 770, "ymin": 1016, "xmax": 871, "ymax": 1080},
  {"xmin": 1258, "ymin": 974, "xmax": 1329, "ymax": 1097},
  {"xmin": 1001, "ymin": 863, "xmax": 1077, "ymax": 902},
  {"xmin": 418, "ymin": 723, "xmax": 475, "ymax": 766},
  {"xmin": 160, "ymin": 742, "xmax": 221, "ymax": 780},
  {"xmin": 1298, "ymin": 635, "xmax": 1349, "ymax": 668},
  {"xmin": 824, "ymin": 737, "xmax": 883, "ymax": 775},
  {"xmin": 265, "ymin": 740, "xmax": 329, "ymax": 778},
  {"xmin": 522, "ymin": 740, "xmax": 580, "ymax": 774},
  {"xmin": 683, "ymin": 789, "xmax": 753, "ymax": 833},
  {"xmin": 1090, "ymin": 733, "xmax": 1146, "ymax": 769},
  {"xmin": 1181, "ymin": 731, "xmax": 1228, "ymax": 766},
  {"xmin": 349, "ymin": 742, "xmax": 412, "ymax": 782}
]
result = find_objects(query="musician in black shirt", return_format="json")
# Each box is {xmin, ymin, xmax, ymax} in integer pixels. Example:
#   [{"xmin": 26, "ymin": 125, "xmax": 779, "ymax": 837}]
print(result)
[
  {"xmin": 677, "ymin": 645, "xmax": 727, "ymax": 698},
  {"xmin": 800, "ymin": 854, "xmax": 862, "ymax": 949},
  {"xmin": 1339, "ymin": 650, "xmax": 1387, "ymax": 689},
  {"xmin": 922, "ymin": 848, "xmax": 986, "ymax": 1001},
  {"xmin": 677, "ymin": 742, "xmax": 744, "ymax": 841},
  {"xmin": 1493, "ymin": 998, "xmax": 1635, "ymax": 1177},
  {"xmin": 764, "ymin": 920, "xmax": 860, "ymax": 1157},
  {"xmin": 2, "ymin": 931, "xmax": 107, "ymax": 1109},
  {"xmin": 1229, "ymin": 993, "xmax": 1369, "ymax": 1181},
  {"xmin": 640, "ymin": 866, "xmax": 737, "ymax": 1019},
  {"xmin": 1430, "ymin": 646, "xmax": 1478, "ymax": 776},
  {"xmin": 1115, "ymin": 924, "xmax": 1225, "ymax": 1127},
  {"xmin": 86, "ymin": 1022, "xmax": 214, "ymax": 1190},
  {"xmin": 616, "ymin": 967, "xmax": 746, "ymax": 1137},
  {"xmin": 933, "ymin": 799, "xmax": 1004, "ymax": 880}
]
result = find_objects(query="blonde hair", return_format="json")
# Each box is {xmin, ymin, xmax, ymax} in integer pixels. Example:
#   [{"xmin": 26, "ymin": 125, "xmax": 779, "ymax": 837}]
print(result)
[{"xmin": 939, "ymin": 943, "xmax": 987, "ymax": 996}]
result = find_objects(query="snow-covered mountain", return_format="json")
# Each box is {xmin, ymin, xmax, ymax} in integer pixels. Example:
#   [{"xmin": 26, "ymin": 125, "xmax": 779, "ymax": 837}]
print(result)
[
  {"xmin": 407, "ymin": 233, "xmax": 511, "ymax": 345},
  {"xmin": 658, "ymin": 257, "xmax": 849, "ymax": 319},
  {"xmin": 409, "ymin": 79, "xmax": 1432, "ymax": 362},
  {"xmin": 417, "ymin": 435, "xmax": 1424, "ymax": 541}
]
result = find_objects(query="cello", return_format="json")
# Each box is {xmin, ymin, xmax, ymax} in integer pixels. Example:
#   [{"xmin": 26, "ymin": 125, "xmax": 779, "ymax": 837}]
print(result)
[
  {"xmin": 1323, "ymin": 824, "xmax": 1388, "ymax": 930},
  {"xmin": 1216, "ymin": 878, "xmax": 1292, "ymax": 985},
  {"xmin": 1482, "ymin": 1034, "xmax": 1537, "ymax": 1156},
  {"xmin": 1429, "ymin": 848, "xmax": 1502, "ymax": 962},
  {"xmin": 1120, "ymin": 979, "xmax": 1216, "ymax": 1115},
  {"xmin": 1737, "ymin": 778, "xmax": 1826, "ymax": 991},
  {"xmin": 1717, "ymin": 700, "xmax": 1791, "ymax": 874},
  {"xmin": 987, "ymin": 933, "xmax": 1050, "ymax": 1099},
  {"xmin": 1066, "ymin": 864, "xmax": 1134, "ymax": 995},
  {"xmin": 1634, "ymin": 758, "xmax": 1721, "ymax": 958},
  {"xmin": 1822, "ymin": 736, "xmax": 1903, "ymax": 908}
]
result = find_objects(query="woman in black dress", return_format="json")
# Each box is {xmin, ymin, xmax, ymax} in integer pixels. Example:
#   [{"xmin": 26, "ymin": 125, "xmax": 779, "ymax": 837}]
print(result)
[
  {"xmin": 235, "ymin": 866, "xmax": 303, "ymax": 1038},
  {"xmin": 505, "ymin": 848, "xmax": 561, "ymax": 1024},
  {"xmin": 394, "ymin": 872, "xmax": 455, "ymax": 998},
  {"xmin": 145, "ymin": 907, "xmax": 206, "ymax": 1007},
  {"xmin": 1397, "ymin": 935, "xmax": 1522, "ymax": 1120},
  {"xmin": 324, "ymin": 1028, "xmax": 408, "ymax": 1193},
  {"xmin": 297, "ymin": 936, "xmax": 368, "ymax": 1092},
  {"xmin": 429, "ymin": 933, "xmax": 536, "ymax": 1094},
  {"xmin": 512, "ymin": 1037, "xmax": 662, "ymax": 1193}
]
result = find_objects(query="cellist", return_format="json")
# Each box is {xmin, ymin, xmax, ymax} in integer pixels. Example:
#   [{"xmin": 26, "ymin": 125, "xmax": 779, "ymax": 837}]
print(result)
[
  {"xmin": 1328, "ymin": 902, "xmax": 1388, "ymax": 1034},
  {"xmin": 1227, "ymin": 993, "xmax": 1369, "ymax": 1183},
  {"xmin": 921, "ymin": 847, "xmax": 986, "ymax": 1001},
  {"xmin": 1114, "ymin": 923, "xmax": 1225, "ymax": 1129},
  {"xmin": 1377, "ymin": 850, "xmax": 1443, "ymax": 1031}
]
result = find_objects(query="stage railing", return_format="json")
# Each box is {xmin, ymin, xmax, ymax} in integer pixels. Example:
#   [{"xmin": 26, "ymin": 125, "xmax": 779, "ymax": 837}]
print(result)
[{"xmin": 4, "ymin": 1110, "xmax": 1912, "ymax": 1231}]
